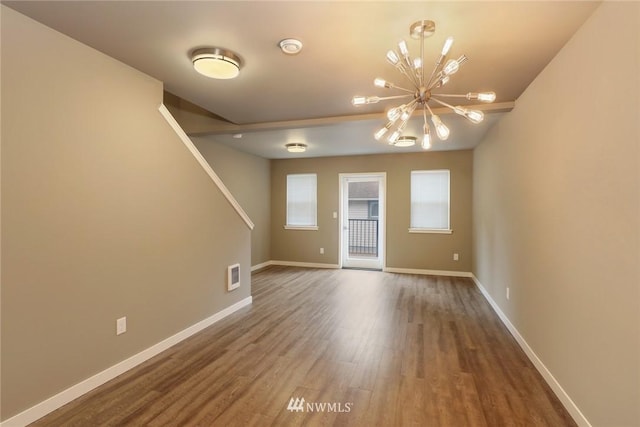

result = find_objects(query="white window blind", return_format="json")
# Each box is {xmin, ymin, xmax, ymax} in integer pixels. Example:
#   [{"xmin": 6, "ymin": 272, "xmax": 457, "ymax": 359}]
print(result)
[
  {"xmin": 286, "ymin": 174, "xmax": 317, "ymax": 228},
  {"xmin": 410, "ymin": 170, "xmax": 450, "ymax": 230}
]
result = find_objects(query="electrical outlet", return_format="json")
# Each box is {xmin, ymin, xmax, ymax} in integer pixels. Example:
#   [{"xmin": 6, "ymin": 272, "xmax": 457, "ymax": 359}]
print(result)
[
  {"xmin": 453, "ymin": 253, "xmax": 459, "ymax": 261},
  {"xmin": 320, "ymin": 247, "xmax": 324, "ymax": 254},
  {"xmin": 116, "ymin": 317, "xmax": 127, "ymax": 335},
  {"xmin": 506, "ymin": 287, "xmax": 510, "ymax": 300}
]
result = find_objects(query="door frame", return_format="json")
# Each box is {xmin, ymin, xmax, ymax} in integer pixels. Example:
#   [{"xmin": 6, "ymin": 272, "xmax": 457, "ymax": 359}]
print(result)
[{"xmin": 338, "ymin": 172, "xmax": 386, "ymax": 270}]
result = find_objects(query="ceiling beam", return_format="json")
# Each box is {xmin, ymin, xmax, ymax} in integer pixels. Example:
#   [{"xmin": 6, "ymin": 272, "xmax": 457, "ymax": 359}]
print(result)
[{"xmin": 186, "ymin": 101, "xmax": 515, "ymax": 137}]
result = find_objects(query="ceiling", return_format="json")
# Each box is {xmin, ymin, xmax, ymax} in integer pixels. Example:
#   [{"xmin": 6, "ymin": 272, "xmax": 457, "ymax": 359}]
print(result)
[{"xmin": 4, "ymin": 1, "xmax": 600, "ymax": 159}]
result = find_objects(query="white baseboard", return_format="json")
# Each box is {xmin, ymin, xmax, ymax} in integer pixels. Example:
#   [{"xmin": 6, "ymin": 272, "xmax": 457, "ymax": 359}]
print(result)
[
  {"xmin": 262, "ymin": 263, "xmax": 471, "ymax": 277},
  {"xmin": 1, "ymin": 296, "xmax": 253, "ymax": 427},
  {"xmin": 384, "ymin": 267, "xmax": 473, "ymax": 278},
  {"xmin": 256, "ymin": 263, "xmax": 470, "ymax": 277},
  {"xmin": 269, "ymin": 260, "xmax": 340, "ymax": 269},
  {"xmin": 471, "ymin": 275, "xmax": 591, "ymax": 427},
  {"xmin": 251, "ymin": 260, "xmax": 273, "ymax": 272}
]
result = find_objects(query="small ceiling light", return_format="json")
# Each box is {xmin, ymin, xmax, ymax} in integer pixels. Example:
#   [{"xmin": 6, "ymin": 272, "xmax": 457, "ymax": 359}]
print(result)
[
  {"xmin": 286, "ymin": 143, "xmax": 307, "ymax": 153},
  {"xmin": 192, "ymin": 47, "xmax": 242, "ymax": 79},
  {"xmin": 279, "ymin": 38, "xmax": 303, "ymax": 55},
  {"xmin": 394, "ymin": 136, "xmax": 417, "ymax": 147},
  {"xmin": 232, "ymin": 133, "xmax": 243, "ymax": 139}
]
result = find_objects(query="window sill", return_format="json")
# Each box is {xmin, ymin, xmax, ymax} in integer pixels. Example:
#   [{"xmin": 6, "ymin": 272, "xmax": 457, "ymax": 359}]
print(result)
[
  {"xmin": 284, "ymin": 225, "xmax": 319, "ymax": 231},
  {"xmin": 408, "ymin": 228, "xmax": 453, "ymax": 234}
]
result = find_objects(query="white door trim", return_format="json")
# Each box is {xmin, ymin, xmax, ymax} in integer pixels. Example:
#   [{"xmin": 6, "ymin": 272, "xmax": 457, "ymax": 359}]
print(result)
[{"xmin": 339, "ymin": 173, "xmax": 386, "ymax": 270}]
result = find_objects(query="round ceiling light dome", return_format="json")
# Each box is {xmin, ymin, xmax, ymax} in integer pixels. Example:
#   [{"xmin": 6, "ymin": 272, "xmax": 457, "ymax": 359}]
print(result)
[
  {"xmin": 286, "ymin": 143, "xmax": 307, "ymax": 153},
  {"xmin": 192, "ymin": 47, "xmax": 242, "ymax": 79},
  {"xmin": 394, "ymin": 136, "xmax": 417, "ymax": 147},
  {"xmin": 279, "ymin": 38, "xmax": 303, "ymax": 55}
]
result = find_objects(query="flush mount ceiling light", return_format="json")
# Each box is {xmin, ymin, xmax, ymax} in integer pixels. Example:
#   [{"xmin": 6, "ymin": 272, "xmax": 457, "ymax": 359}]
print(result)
[
  {"xmin": 394, "ymin": 136, "xmax": 417, "ymax": 147},
  {"xmin": 279, "ymin": 38, "xmax": 303, "ymax": 55},
  {"xmin": 192, "ymin": 47, "xmax": 242, "ymax": 79},
  {"xmin": 352, "ymin": 20, "xmax": 496, "ymax": 150},
  {"xmin": 286, "ymin": 143, "xmax": 307, "ymax": 153}
]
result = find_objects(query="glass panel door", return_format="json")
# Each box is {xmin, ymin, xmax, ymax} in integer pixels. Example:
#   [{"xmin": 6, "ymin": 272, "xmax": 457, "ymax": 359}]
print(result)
[{"xmin": 340, "ymin": 174, "xmax": 385, "ymax": 270}]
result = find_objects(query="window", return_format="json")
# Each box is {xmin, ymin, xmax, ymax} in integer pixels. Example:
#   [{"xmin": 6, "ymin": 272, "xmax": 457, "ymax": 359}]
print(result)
[
  {"xmin": 368, "ymin": 200, "xmax": 379, "ymax": 219},
  {"xmin": 286, "ymin": 174, "xmax": 317, "ymax": 229},
  {"xmin": 410, "ymin": 170, "xmax": 451, "ymax": 232}
]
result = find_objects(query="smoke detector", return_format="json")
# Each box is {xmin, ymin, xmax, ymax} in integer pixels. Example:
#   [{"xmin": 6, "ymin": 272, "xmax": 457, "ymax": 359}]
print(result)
[{"xmin": 279, "ymin": 38, "xmax": 303, "ymax": 55}]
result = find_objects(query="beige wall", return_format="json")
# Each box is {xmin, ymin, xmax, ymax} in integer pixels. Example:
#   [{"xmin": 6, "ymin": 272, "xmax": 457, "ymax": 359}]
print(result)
[
  {"xmin": 191, "ymin": 136, "xmax": 271, "ymax": 267},
  {"xmin": 162, "ymin": 92, "xmax": 232, "ymax": 135},
  {"xmin": 472, "ymin": 3, "xmax": 639, "ymax": 426},
  {"xmin": 271, "ymin": 150, "xmax": 473, "ymax": 272},
  {"xmin": 1, "ymin": 6, "xmax": 251, "ymax": 420}
]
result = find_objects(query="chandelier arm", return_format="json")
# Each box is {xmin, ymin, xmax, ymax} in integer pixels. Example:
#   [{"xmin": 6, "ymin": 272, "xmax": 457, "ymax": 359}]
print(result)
[
  {"xmin": 406, "ymin": 98, "xmax": 420, "ymax": 112},
  {"xmin": 398, "ymin": 67, "xmax": 419, "ymax": 88},
  {"xmin": 422, "ymin": 104, "xmax": 429, "ymax": 129},
  {"xmin": 397, "ymin": 101, "xmax": 418, "ymax": 131},
  {"xmin": 433, "ymin": 94, "xmax": 467, "ymax": 98},
  {"xmin": 407, "ymin": 60, "xmax": 422, "ymax": 87},
  {"xmin": 429, "ymin": 96, "xmax": 457, "ymax": 110},
  {"xmin": 436, "ymin": 92, "xmax": 496, "ymax": 103},
  {"xmin": 398, "ymin": 40, "xmax": 422, "ymax": 86},
  {"xmin": 431, "ymin": 96, "xmax": 484, "ymax": 123},
  {"xmin": 424, "ymin": 103, "xmax": 436, "ymax": 117},
  {"xmin": 427, "ymin": 72, "xmax": 449, "ymax": 91},
  {"xmin": 388, "ymin": 84, "xmax": 416, "ymax": 94},
  {"xmin": 401, "ymin": 43, "xmax": 421, "ymax": 87},
  {"xmin": 425, "ymin": 55, "xmax": 446, "ymax": 89},
  {"xmin": 427, "ymin": 53, "xmax": 466, "ymax": 89},
  {"xmin": 421, "ymin": 105, "xmax": 433, "ymax": 149},
  {"xmin": 425, "ymin": 71, "xmax": 438, "ymax": 90},
  {"xmin": 379, "ymin": 94, "xmax": 414, "ymax": 102},
  {"xmin": 425, "ymin": 36, "xmax": 454, "ymax": 88},
  {"xmin": 420, "ymin": 32, "xmax": 425, "ymax": 86}
]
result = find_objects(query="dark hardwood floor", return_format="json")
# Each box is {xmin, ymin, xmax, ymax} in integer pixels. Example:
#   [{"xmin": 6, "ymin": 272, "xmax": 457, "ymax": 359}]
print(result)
[{"xmin": 32, "ymin": 267, "xmax": 576, "ymax": 426}]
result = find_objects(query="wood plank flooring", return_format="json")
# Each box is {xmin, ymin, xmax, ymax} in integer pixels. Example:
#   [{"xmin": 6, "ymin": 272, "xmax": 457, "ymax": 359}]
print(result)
[{"xmin": 32, "ymin": 267, "xmax": 576, "ymax": 426}]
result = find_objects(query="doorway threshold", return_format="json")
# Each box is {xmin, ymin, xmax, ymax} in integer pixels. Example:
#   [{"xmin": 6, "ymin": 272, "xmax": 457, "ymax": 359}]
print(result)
[{"xmin": 341, "ymin": 267, "xmax": 383, "ymax": 272}]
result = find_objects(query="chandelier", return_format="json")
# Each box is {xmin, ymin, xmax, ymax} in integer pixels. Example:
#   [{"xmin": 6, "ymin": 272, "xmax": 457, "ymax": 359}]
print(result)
[{"xmin": 352, "ymin": 20, "xmax": 496, "ymax": 149}]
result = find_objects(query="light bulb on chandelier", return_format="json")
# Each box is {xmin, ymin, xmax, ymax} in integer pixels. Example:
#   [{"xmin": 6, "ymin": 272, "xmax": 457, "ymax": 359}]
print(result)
[
  {"xmin": 351, "ymin": 20, "xmax": 495, "ymax": 149},
  {"xmin": 422, "ymin": 124, "xmax": 432, "ymax": 150}
]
